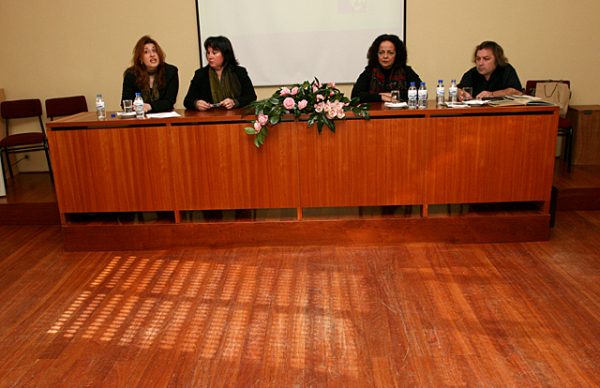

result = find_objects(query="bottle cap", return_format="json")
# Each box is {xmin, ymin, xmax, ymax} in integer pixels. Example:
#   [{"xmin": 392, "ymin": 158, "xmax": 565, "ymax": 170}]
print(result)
[{"xmin": 410, "ymin": 82, "xmax": 415, "ymax": 86}]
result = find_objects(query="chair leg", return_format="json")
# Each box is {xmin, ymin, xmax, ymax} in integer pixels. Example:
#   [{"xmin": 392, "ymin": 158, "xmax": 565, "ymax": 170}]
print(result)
[
  {"xmin": 44, "ymin": 144, "xmax": 54, "ymax": 183},
  {"xmin": 549, "ymin": 186, "xmax": 558, "ymax": 228},
  {"xmin": 0, "ymin": 149, "xmax": 6, "ymax": 186},
  {"xmin": 2, "ymin": 120, "xmax": 15, "ymax": 178},
  {"xmin": 565, "ymin": 127, "xmax": 573, "ymax": 172},
  {"xmin": 4, "ymin": 150, "xmax": 14, "ymax": 178},
  {"xmin": 40, "ymin": 114, "xmax": 54, "ymax": 182}
]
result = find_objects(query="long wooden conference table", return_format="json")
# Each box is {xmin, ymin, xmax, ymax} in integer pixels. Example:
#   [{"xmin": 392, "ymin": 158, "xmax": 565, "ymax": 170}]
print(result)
[{"xmin": 46, "ymin": 101, "xmax": 559, "ymax": 250}]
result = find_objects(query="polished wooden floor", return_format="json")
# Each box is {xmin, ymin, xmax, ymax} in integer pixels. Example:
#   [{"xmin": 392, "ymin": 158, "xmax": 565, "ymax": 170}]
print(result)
[{"xmin": 0, "ymin": 209, "xmax": 598, "ymax": 386}]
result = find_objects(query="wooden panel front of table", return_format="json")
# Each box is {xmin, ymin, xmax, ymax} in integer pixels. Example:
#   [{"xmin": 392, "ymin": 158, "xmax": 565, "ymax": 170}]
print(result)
[{"xmin": 46, "ymin": 102, "xmax": 558, "ymax": 244}]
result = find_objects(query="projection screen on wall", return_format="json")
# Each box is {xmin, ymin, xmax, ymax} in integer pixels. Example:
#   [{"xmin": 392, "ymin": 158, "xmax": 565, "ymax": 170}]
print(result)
[{"xmin": 196, "ymin": 0, "xmax": 406, "ymax": 86}]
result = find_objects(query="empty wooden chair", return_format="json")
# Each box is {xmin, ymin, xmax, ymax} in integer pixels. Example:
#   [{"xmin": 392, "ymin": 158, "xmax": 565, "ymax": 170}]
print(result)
[
  {"xmin": 45, "ymin": 95, "xmax": 88, "ymax": 121},
  {"xmin": 0, "ymin": 99, "xmax": 51, "ymax": 182}
]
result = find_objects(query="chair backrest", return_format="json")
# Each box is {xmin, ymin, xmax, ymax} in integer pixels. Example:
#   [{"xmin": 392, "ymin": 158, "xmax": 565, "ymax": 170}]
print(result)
[
  {"xmin": 526, "ymin": 80, "xmax": 572, "ymax": 119},
  {"xmin": 0, "ymin": 99, "xmax": 45, "ymax": 136},
  {"xmin": 45, "ymin": 95, "xmax": 88, "ymax": 120},
  {"xmin": 1, "ymin": 99, "xmax": 43, "ymax": 119},
  {"xmin": 525, "ymin": 80, "xmax": 571, "ymax": 97},
  {"xmin": 526, "ymin": 80, "xmax": 573, "ymax": 126}
]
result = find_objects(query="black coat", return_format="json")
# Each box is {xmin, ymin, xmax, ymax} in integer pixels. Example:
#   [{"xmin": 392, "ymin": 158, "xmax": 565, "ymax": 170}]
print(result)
[
  {"xmin": 183, "ymin": 65, "xmax": 257, "ymax": 110},
  {"xmin": 121, "ymin": 63, "xmax": 179, "ymax": 113}
]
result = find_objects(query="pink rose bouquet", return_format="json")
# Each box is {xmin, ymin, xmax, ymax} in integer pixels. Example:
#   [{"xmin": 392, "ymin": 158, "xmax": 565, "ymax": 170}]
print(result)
[{"xmin": 244, "ymin": 78, "xmax": 370, "ymax": 148}]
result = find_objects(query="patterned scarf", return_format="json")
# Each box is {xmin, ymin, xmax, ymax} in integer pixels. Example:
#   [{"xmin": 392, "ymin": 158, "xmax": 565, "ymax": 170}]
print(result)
[
  {"xmin": 143, "ymin": 86, "xmax": 160, "ymax": 104},
  {"xmin": 369, "ymin": 66, "xmax": 408, "ymax": 94},
  {"xmin": 209, "ymin": 66, "xmax": 242, "ymax": 103},
  {"xmin": 139, "ymin": 67, "xmax": 162, "ymax": 103}
]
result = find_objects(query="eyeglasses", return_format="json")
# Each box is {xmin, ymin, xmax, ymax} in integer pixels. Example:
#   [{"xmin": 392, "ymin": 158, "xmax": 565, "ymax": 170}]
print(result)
[{"xmin": 378, "ymin": 50, "xmax": 396, "ymax": 56}]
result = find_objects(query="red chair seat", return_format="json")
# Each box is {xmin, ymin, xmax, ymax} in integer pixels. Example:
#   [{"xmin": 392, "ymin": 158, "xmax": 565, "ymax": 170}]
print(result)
[
  {"xmin": 558, "ymin": 117, "xmax": 571, "ymax": 129},
  {"xmin": 0, "ymin": 132, "xmax": 46, "ymax": 148}
]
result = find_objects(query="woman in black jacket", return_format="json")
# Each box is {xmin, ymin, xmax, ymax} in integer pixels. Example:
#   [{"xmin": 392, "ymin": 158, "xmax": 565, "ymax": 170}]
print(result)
[
  {"xmin": 122, "ymin": 35, "xmax": 178, "ymax": 113},
  {"xmin": 184, "ymin": 36, "xmax": 256, "ymax": 111}
]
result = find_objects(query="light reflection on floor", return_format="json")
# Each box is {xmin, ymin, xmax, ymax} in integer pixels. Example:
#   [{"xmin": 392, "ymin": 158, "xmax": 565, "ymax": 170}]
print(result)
[{"xmin": 47, "ymin": 255, "xmax": 371, "ymax": 377}]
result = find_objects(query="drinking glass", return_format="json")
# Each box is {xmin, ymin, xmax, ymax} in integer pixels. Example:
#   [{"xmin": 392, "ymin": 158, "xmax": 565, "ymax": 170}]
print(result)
[
  {"xmin": 391, "ymin": 90, "xmax": 400, "ymax": 103},
  {"xmin": 462, "ymin": 87, "xmax": 473, "ymax": 101},
  {"xmin": 122, "ymin": 99, "xmax": 133, "ymax": 113}
]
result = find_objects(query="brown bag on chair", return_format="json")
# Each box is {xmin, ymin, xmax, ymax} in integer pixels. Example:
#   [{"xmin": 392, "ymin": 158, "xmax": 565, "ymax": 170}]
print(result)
[{"xmin": 534, "ymin": 82, "xmax": 570, "ymax": 117}]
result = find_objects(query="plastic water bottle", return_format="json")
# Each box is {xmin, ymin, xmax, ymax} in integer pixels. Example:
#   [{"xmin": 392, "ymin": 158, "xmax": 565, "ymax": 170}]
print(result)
[
  {"xmin": 407, "ymin": 82, "xmax": 417, "ymax": 109},
  {"xmin": 95, "ymin": 94, "xmax": 105, "ymax": 120},
  {"xmin": 134, "ymin": 92, "xmax": 144, "ymax": 119},
  {"xmin": 418, "ymin": 82, "xmax": 427, "ymax": 109},
  {"xmin": 449, "ymin": 80, "xmax": 458, "ymax": 103},
  {"xmin": 436, "ymin": 80, "xmax": 445, "ymax": 106}
]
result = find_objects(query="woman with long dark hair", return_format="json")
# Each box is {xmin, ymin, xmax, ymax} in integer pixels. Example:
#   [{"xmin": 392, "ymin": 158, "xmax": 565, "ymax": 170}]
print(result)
[{"xmin": 121, "ymin": 35, "xmax": 179, "ymax": 113}]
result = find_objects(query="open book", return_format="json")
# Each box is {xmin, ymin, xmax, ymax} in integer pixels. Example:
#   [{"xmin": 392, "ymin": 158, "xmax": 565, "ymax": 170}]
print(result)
[{"xmin": 487, "ymin": 95, "xmax": 555, "ymax": 107}]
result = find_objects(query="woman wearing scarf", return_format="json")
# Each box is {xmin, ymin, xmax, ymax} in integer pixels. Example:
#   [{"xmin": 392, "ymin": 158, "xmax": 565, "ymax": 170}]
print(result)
[
  {"xmin": 351, "ymin": 34, "xmax": 422, "ymax": 103},
  {"xmin": 184, "ymin": 36, "xmax": 257, "ymax": 111},
  {"xmin": 122, "ymin": 35, "xmax": 179, "ymax": 113}
]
